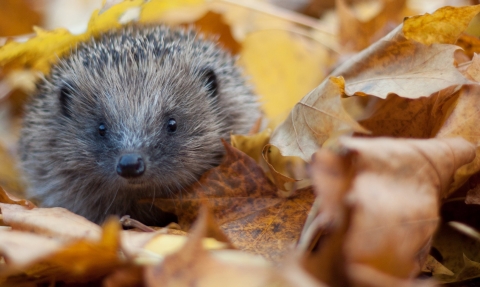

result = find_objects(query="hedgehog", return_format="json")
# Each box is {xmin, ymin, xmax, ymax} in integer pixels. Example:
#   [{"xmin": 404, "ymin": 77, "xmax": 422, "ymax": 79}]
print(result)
[{"xmin": 19, "ymin": 25, "xmax": 260, "ymax": 225}]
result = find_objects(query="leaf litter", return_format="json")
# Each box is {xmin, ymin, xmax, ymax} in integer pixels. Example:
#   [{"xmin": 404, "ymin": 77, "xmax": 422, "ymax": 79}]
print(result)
[{"xmin": 2, "ymin": 0, "xmax": 480, "ymax": 286}]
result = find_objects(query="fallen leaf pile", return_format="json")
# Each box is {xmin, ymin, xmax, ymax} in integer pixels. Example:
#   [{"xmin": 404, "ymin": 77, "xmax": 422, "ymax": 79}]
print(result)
[{"xmin": 2, "ymin": 0, "xmax": 480, "ymax": 286}]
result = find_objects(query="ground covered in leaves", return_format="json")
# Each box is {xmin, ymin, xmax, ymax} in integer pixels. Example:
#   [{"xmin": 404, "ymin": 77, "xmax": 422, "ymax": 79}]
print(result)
[{"xmin": 2, "ymin": 0, "xmax": 480, "ymax": 286}]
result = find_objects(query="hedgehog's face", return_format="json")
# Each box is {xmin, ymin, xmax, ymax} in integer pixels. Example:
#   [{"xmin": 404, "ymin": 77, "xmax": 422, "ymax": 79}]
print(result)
[{"xmin": 47, "ymin": 55, "xmax": 226, "ymax": 198}]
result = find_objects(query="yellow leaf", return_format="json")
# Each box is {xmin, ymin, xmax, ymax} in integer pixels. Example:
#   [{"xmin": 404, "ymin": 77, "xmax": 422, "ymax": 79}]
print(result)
[
  {"xmin": 239, "ymin": 30, "xmax": 328, "ymax": 127},
  {"xmin": 0, "ymin": 28, "xmax": 83, "ymax": 73},
  {"xmin": 403, "ymin": 5, "xmax": 480, "ymax": 45},
  {"xmin": 231, "ymin": 129, "xmax": 271, "ymax": 163},
  {"xmin": 87, "ymin": 0, "xmax": 144, "ymax": 34},
  {"xmin": 140, "ymin": 0, "xmax": 206, "ymax": 23},
  {"xmin": 0, "ymin": 0, "xmax": 208, "ymax": 74}
]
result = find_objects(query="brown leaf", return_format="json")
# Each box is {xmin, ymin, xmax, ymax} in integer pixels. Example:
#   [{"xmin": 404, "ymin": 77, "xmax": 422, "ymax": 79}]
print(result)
[
  {"xmin": 223, "ymin": 186, "xmax": 313, "ymax": 261},
  {"xmin": 467, "ymin": 182, "xmax": 480, "ymax": 205},
  {"xmin": 150, "ymin": 140, "xmax": 278, "ymax": 227},
  {"xmin": 1, "ymin": 218, "xmax": 124, "ymax": 285},
  {"xmin": 196, "ymin": 205, "xmax": 234, "ymax": 248},
  {"xmin": 231, "ymin": 130, "xmax": 305, "ymax": 192},
  {"xmin": 302, "ymin": 137, "xmax": 475, "ymax": 279},
  {"xmin": 456, "ymin": 254, "xmax": 480, "ymax": 282},
  {"xmin": 348, "ymin": 263, "xmax": 435, "ymax": 287},
  {"xmin": 149, "ymin": 141, "xmax": 314, "ymax": 261},
  {"xmin": 300, "ymin": 148, "xmax": 353, "ymax": 287},
  {"xmin": 422, "ymin": 255, "xmax": 454, "ymax": 276},
  {"xmin": 0, "ymin": 203, "xmax": 102, "ymax": 242},
  {"xmin": 193, "ymin": 11, "xmax": 241, "ymax": 54},
  {"xmin": 0, "ymin": 0, "xmax": 41, "ymax": 37},
  {"xmin": 465, "ymin": 53, "xmax": 480, "ymax": 82},
  {"xmin": 0, "ymin": 186, "xmax": 35, "ymax": 208},
  {"xmin": 0, "ymin": 143, "xmax": 26, "ymax": 197},
  {"xmin": 144, "ymin": 207, "xmax": 273, "ymax": 287},
  {"xmin": 270, "ymin": 76, "xmax": 369, "ymax": 162},
  {"xmin": 331, "ymin": 25, "xmax": 468, "ymax": 99},
  {"xmin": 231, "ymin": 129, "xmax": 271, "ymax": 164},
  {"xmin": 262, "ymin": 144, "xmax": 298, "ymax": 192},
  {"xmin": 456, "ymin": 33, "xmax": 480, "ymax": 60},
  {"xmin": 436, "ymin": 84, "xmax": 480, "ymax": 194},
  {"xmin": 274, "ymin": 254, "xmax": 327, "ymax": 287},
  {"xmin": 337, "ymin": 0, "xmax": 405, "ymax": 52},
  {"xmin": 103, "ymin": 265, "xmax": 144, "ymax": 287},
  {"xmin": 428, "ymin": 211, "xmax": 480, "ymax": 283},
  {"xmin": 0, "ymin": 230, "xmax": 62, "ymax": 266},
  {"xmin": 359, "ymin": 86, "xmax": 459, "ymax": 138}
]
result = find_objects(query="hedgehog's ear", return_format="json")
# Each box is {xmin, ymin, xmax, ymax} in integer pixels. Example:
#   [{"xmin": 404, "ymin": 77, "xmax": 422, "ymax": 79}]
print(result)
[
  {"xmin": 59, "ymin": 82, "xmax": 74, "ymax": 118},
  {"xmin": 201, "ymin": 68, "xmax": 218, "ymax": 97}
]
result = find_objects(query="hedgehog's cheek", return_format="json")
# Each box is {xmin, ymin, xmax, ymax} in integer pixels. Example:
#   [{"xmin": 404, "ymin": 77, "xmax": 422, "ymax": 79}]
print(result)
[{"xmin": 116, "ymin": 153, "xmax": 146, "ymax": 178}]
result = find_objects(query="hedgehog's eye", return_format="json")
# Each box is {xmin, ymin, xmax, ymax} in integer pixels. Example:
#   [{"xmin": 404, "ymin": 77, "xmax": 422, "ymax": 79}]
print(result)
[
  {"xmin": 167, "ymin": 118, "xmax": 177, "ymax": 133},
  {"xmin": 202, "ymin": 68, "xmax": 217, "ymax": 97},
  {"xmin": 98, "ymin": 123, "xmax": 107, "ymax": 136}
]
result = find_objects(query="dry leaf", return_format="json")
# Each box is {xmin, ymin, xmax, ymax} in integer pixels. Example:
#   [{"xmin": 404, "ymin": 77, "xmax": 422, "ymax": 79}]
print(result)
[
  {"xmin": 0, "ymin": 0, "xmax": 41, "ymax": 36},
  {"xmin": 0, "ymin": 0, "xmax": 206, "ymax": 73},
  {"xmin": 0, "ymin": 203, "xmax": 102, "ymax": 242},
  {"xmin": 0, "ymin": 218, "xmax": 124, "ymax": 285},
  {"xmin": 456, "ymin": 254, "xmax": 480, "ymax": 282},
  {"xmin": 430, "ymin": 211, "xmax": 480, "ymax": 284},
  {"xmin": 337, "ymin": 0, "xmax": 405, "ymax": 51},
  {"xmin": 103, "ymin": 265, "xmax": 144, "ymax": 287},
  {"xmin": 274, "ymin": 254, "xmax": 327, "ymax": 287},
  {"xmin": 0, "ymin": 230, "xmax": 62, "ymax": 267},
  {"xmin": 331, "ymin": 25, "xmax": 468, "ymax": 99},
  {"xmin": 347, "ymin": 263, "xmax": 434, "ymax": 287},
  {"xmin": 436, "ymin": 84, "xmax": 480, "ymax": 194},
  {"xmin": 403, "ymin": 5, "xmax": 480, "ymax": 45},
  {"xmin": 3, "ymin": 1, "xmax": 480, "ymax": 286},
  {"xmin": 139, "ymin": 0, "xmax": 205, "ymax": 24},
  {"xmin": 270, "ymin": 76, "xmax": 369, "ymax": 162},
  {"xmin": 262, "ymin": 144, "xmax": 298, "ymax": 192},
  {"xmin": 302, "ymin": 137, "xmax": 475, "ymax": 279},
  {"xmin": 231, "ymin": 131, "xmax": 304, "ymax": 192},
  {"xmin": 465, "ymin": 53, "xmax": 480, "ymax": 82},
  {"xmin": 144, "ymin": 206, "xmax": 272, "ymax": 287},
  {"xmin": 272, "ymin": 5, "xmax": 477, "ymax": 164},
  {"xmin": 0, "ymin": 143, "xmax": 25, "ymax": 198},
  {"xmin": 359, "ymin": 86, "xmax": 459, "ymax": 138},
  {"xmin": 422, "ymin": 255, "xmax": 455, "ymax": 276},
  {"xmin": 143, "ymin": 207, "xmax": 233, "ymax": 259},
  {"xmin": 231, "ymin": 129, "xmax": 271, "ymax": 164},
  {"xmin": 193, "ymin": 11, "xmax": 241, "ymax": 54},
  {"xmin": 120, "ymin": 228, "xmax": 187, "ymax": 259},
  {"xmin": 149, "ymin": 141, "xmax": 314, "ymax": 261},
  {"xmin": 0, "ymin": 186, "xmax": 35, "ymax": 208},
  {"xmin": 301, "ymin": 148, "xmax": 352, "ymax": 287},
  {"xmin": 239, "ymin": 29, "xmax": 328, "ymax": 126},
  {"xmin": 456, "ymin": 33, "xmax": 480, "ymax": 59},
  {"xmin": 465, "ymin": 173, "xmax": 480, "ymax": 205}
]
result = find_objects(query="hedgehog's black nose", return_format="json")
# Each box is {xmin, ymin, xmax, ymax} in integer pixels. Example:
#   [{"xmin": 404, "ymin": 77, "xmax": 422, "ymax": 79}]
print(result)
[{"xmin": 117, "ymin": 154, "xmax": 145, "ymax": 178}]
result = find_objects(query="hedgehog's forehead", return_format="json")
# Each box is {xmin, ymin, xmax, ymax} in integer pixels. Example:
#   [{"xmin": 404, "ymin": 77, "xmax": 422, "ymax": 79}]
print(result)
[
  {"xmin": 57, "ymin": 51, "xmax": 205, "ymax": 124},
  {"xmin": 63, "ymin": 44, "xmax": 202, "ymax": 94}
]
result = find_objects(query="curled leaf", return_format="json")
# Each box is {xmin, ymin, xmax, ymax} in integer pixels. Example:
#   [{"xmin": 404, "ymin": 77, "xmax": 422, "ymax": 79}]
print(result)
[{"xmin": 270, "ymin": 76, "xmax": 369, "ymax": 162}]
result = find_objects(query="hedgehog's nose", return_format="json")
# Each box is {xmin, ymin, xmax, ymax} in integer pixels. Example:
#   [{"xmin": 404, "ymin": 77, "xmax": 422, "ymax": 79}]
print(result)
[{"xmin": 117, "ymin": 154, "xmax": 145, "ymax": 178}]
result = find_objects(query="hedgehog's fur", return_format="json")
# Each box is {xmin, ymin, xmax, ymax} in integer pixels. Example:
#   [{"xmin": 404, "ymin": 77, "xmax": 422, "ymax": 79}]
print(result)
[{"xmin": 19, "ymin": 25, "xmax": 260, "ymax": 225}]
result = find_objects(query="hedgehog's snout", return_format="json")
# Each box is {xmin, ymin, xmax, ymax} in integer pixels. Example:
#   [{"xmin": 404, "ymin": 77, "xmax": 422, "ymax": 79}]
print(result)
[{"xmin": 116, "ymin": 153, "xmax": 145, "ymax": 178}]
